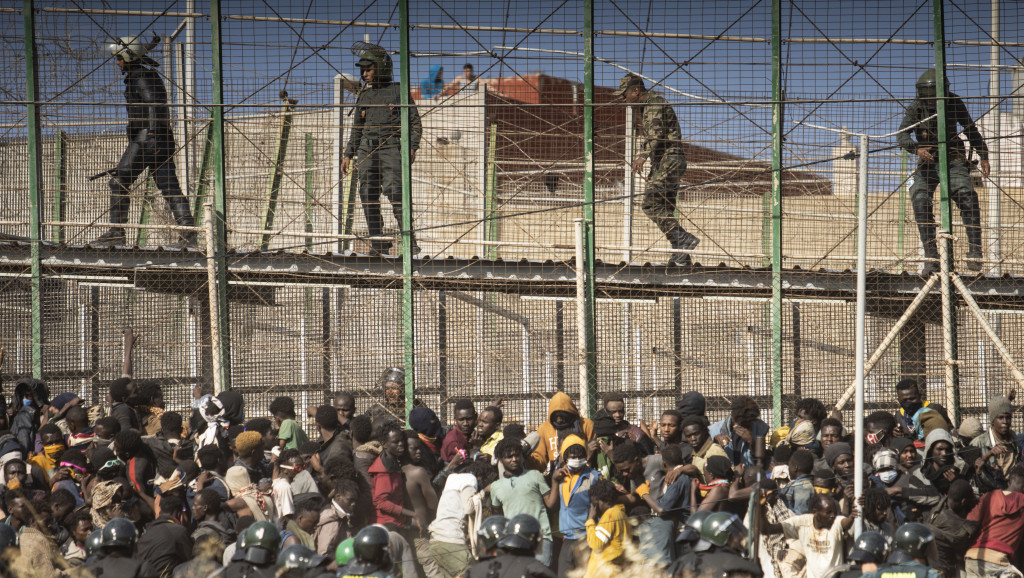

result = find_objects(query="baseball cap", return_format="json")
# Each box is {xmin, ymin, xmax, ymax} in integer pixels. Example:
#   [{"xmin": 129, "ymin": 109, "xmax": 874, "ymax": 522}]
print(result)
[{"xmin": 612, "ymin": 74, "xmax": 644, "ymax": 97}]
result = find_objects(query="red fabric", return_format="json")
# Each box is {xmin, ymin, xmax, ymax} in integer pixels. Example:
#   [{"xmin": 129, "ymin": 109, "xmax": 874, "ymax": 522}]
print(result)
[
  {"xmin": 440, "ymin": 429, "xmax": 468, "ymax": 462},
  {"xmin": 128, "ymin": 458, "xmax": 141, "ymax": 493},
  {"xmin": 967, "ymin": 489, "xmax": 1024, "ymax": 555},
  {"xmin": 368, "ymin": 455, "xmax": 405, "ymax": 527}
]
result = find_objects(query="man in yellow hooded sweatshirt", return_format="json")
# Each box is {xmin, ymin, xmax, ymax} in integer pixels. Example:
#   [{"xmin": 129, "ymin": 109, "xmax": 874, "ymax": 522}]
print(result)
[
  {"xmin": 531, "ymin": 392, "xmax": 595, "ymax": 470},
  {"xmin": 585, "ymin": 478, "xmax": 631, "ymax": 578}
]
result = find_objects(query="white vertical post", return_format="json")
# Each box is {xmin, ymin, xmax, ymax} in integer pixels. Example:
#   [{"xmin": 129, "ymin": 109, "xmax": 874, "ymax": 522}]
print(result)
[
  {"xmin": 575, "ymin": 219, "xmax": 589, "ymax": 414},
  {"xmin": 853, "ymin": 134, "xmax": 868, "ymax": 538},
  {"xmin": 185, "ymin": 0, "xmax": 196, "ymax": 173},
  {"xmin": 205, "ymin": 202, "xmax": 224, "ymax": 395},
  {"xmin": 938, "ymin": 231, "xmax": 956, "ymax": 414},
  {"xmin": 333, "ymin": 74, "xmax": 344, "ymax": 253},
  {"xmin": 989, "ymin": 0, "xmax": 1001, "ymax": 274}
]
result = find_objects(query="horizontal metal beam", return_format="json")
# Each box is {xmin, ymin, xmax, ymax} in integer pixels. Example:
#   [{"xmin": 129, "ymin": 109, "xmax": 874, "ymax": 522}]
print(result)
[{"xmin": 1, "ymin": 241, "xmax": 1024, "ymax": 306}]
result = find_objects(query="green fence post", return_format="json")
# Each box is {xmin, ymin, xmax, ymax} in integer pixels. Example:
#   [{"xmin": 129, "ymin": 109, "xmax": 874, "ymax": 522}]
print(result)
[
  {"xmin": 770, "ymin": 0, "xmax": 785, "ymax": 426},
  {"xmin": 259, "ymin": 97, "xmax": 297, "ymax": 250},
  {"xmin": 23, "ymin": 0, "xmax": 44, "ymax": 379},
  {"xmin": 52, "ymin": 130, "xmax": 67, "ymax": 243},
  {"xmin": 581, "ymin": 0, "xmax": 599, "ymax": 417},
  {"xmin": 209, "ymin": 0, "xmax": 232, "ymax": 390},
  {"xmin": 399, "ymin": 0, "xmax": 416, "ymax": 423},
  {"xmin": 484, "ymin": 124, "xmax": 498, "ymax": 260},
  {"xmin": 932, "ymin": 0, "xmax": 959, "ymax": 422},
  {"xmin": 137, "ymin": 176, "xmax": 154, "ymax": 247}
]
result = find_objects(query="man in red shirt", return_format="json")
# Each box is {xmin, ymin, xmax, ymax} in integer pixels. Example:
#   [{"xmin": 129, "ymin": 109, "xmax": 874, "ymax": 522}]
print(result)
[
  {"xmin": 369, "ymin": 421, "xmax": 417, "ymax": 530},
  {"xmin": 965, "ymin": 466, "xmax": 1024, "ymax": 578}
]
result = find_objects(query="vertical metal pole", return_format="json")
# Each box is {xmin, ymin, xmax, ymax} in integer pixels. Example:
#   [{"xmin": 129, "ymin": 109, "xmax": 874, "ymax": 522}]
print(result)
[
  {"xmin": 334, "ymin": 74, "xmax": 345, "ymax": 253},
  {"xmin": 899, "ymin": 150, "xmax": 908, "ymax": 273},
  {"xmin": 989, "ymin": 0, "xmax": 1001, "ymax": 274},
  {"xmin": 575, "ymin": 220, "xmax": 591, "ymax": 416},
  {"xmin": 581, "ymin": 0, "xmax": 598, "ymax": 417},
  {"xmin": 53, "ymin": 131, "xmax": 67, "ymax": 243},
  {"xmin": 438, "ymin": 291, "xmax": 448, "ymax": 422},
  {"xmin": 672, "ymin": 297, "xmax": 682, "ymax": 392},
  {"xmin": 555, "ymin": 300, "xmax": 565, "ymax": 390},
  {"xmin": 770, "ymin": 0, "xmax": 785, "ymax": 426},
  {"xmin": 304, "ymin": 132, "xmax": 314, "ymax": 248},
  {"xmin": 260, "ymin": 98, "xmax": 296, "ymax": 250},
  {"xmin": 209, "ymin": 0, "xmax": 232, "ymax": 390},
  {"xmin": 623, "ymin": 106, "xmax": 635, "ymax": 263},
  {"xmin": 853, "ymin": 134, "xmax": 869, "ymax": 538},
  {"xmin": 484, "ymin": 124, "xmax": 498, "ymax": 260},
  {"xmin": 204, "ymin": 203, "xmax": 224, "ymax": 395},
  {"xmin": 399, "ymin": 0, "xmax": 416, "ymax": 422},
  {"xmin": 23, "ymin": 0, "xmax": 43, "ymax": 379},
  {"xmin": 792, "ymin": 303, "xmax": 802, "ymax": 399},
  {"xmin": 933, "ymin": 0, "xmax": 959, "ymax": 420},
  {"xmin": 185, "ymin": 0, "xmax": 196, "ymax": 175}
]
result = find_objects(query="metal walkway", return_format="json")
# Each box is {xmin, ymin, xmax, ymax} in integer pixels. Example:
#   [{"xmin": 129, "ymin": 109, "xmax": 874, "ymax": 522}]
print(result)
[{"xmin": 1, "ymin": 241, "xmax": 1022, "ymax": 308}]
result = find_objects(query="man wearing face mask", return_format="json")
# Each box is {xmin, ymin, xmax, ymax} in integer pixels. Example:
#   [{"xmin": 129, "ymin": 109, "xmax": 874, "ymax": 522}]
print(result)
[
  {"xmin": 895, "ymin": 379, "xmax": 951, "ymax": 445},
  {"xmin": 543, "ymin": 435, "xmax": 601, "ymax": 576},
  {"xmin": 895, "ymin": 429, "xmax": 966, "ymax": 523},
  {"xmin": 531, "ymin": 392, "xmax": 594, "ymax": 470}
]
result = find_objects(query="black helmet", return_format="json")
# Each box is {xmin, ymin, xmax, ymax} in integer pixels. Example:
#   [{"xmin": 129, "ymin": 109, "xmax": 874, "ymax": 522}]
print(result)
[
  {"xmin": 892, "ymin": 522, "xmax": 934, "ymax": 560},
  {"xmin": 276, "ymin": 544, "xmax": 328, "ymax": 577},
  {"xmin": 497, "ymin": 514, "xmax": 541, "ymax": 552},
  {"xmin": 0, "ymin": 524, "xmax": 17, "ymax": 550},
  {"xmin": 101, "ymin": 518, "xmax": 137, "ymax": 550},
  {"xmin": 848, "ymin": 531, "xmax": 890, "ymax": 564},
  {"xmin": 352, "ymin": 42, "xmax": 393, "ymax": 84},
  {"xmin": 85, "ymin": 529, "xmax": 103, "ymax": 557},
  {"xmin": 915, "ymin": 68, "xmax": 948, "ymax": 99},
  {"xmin": 677, "ymin": 510, "xmax": 712, "ymax": 544},
  {"xmin": 477, "ymin": 515, "xmax": 509, "ymax": 552},
  {"xmin": 242, "ymin": 520, "xmax": 280, "ymax": 566},
  {"xmin": 695, "ymin": 512, "xmax": 747, "ymax": 552},
  {"xmin": 353, "ymin": 525, "xmax": 392, "ymax": 565}
]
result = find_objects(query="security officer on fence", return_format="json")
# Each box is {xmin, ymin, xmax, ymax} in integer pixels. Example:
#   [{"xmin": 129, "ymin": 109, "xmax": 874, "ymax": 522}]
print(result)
[
  {"xmin": 94, "ymin": 35, "xmax": 196, "ymax": 249},
  {"xmin": 340, "ymin": 45, "xmax": 423, "ymax": 257},
  {"xmin": 463, "ymin": 514, "xmax": 556, "ymax": 578},
  {"xmin": 861, "ymin": 523, "xmax": 942, "ymax": 578},
  {"xmin": 897, "ymin": 68, "xmax": 989, "ymax": 276},
  {"xmin": 86, "ymin": 517, "xmax": 159, "ymax": 578},
  {"xmin": 615, "ymin": 74, "xmax": 700, "ymax": 265}
]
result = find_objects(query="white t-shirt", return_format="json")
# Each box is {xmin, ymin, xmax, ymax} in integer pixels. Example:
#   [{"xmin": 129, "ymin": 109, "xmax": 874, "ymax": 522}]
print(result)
[
  {"xmin": 780, "ymin": 514, "xmax": 848, "ymax": 578},
  {"xmin": 428, "ymin": 473, "xmax": 477, "ymax": 544},
  {"xmin": 273, "ymin": 477, "xmax": 295, "ymax": 518}
]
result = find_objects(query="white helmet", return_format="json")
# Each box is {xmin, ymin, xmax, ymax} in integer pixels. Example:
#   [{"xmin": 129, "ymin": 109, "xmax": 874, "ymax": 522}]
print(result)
[{"xmin": 108, "ymin": 36, "xmax": 146, "ymax": 63}]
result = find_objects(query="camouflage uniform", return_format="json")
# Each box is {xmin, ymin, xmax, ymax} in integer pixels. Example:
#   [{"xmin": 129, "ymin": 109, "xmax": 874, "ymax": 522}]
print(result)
[
  {"xmin": 897, "ymin": 90, "xmax": 987, "ymax": 267},
  {"xmin": 635, "ymin": 91, "xmax": 688, "ymax": 235},
  {"xmin": 345, "ymin": 63, "xmax": 423, "ymax": 254}
]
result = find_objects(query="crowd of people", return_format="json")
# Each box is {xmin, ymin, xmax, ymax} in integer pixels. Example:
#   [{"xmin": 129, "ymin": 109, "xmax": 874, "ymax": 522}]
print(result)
[{"xmin": 0, "ymin": 368, "xmax": 1021, "ymax": 578}]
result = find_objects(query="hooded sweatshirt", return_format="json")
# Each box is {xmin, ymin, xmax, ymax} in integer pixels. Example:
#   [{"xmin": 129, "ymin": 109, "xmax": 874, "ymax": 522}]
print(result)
[
  {"xmin": 420, "ymin": 65, "xmax": 444, "ymax": 98},
  {"xmin": 900, "ymin": 429, "xmax": 965, "ymax": 521},
  {"xmin": 531, "ymin": 392, "xmax": 594, "ymax": 468},
  {"xmin": 966, "ymin": 487, "xmax": 1024, "ymax": 557}
]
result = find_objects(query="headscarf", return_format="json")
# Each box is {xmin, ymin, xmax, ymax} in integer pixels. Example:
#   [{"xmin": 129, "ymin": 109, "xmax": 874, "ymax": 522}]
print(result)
[
  {"xmin": 196, "ymin": 395, "xmax": 228, "ymax": 449},
  {"xmin": 676, "ymin": 391, "xmax": 706, "ymax": 420},
  {"xmin": 217, "ymin": 391, "xmax": 245, "ymax": 426},
  {"xmin": 785, "ymin": 419, "xmax": 817, "ymax": 447},
  {"xmin": 225, "ymin": 466, "xmax": 275, "ymax": 522}
]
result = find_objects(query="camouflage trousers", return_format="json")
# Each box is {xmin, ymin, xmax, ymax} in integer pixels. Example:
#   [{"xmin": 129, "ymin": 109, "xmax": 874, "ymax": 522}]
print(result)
[
  {"xmin": 909, "ymin": 156, "xmax": 982, "ymax": 252},
  {"xmin": 642, "ymin": 154, "xmax": 687, "ymax": 234}
]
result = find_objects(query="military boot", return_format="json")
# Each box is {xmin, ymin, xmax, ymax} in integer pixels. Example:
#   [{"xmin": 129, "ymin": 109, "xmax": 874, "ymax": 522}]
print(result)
[
  {"xmin": 667, "ymin": 227, "xmax": 699, "ymax": 265},
  {"xmin": 921, "ymin": 239, "xmax": 940, "ymax": 277},
  {"xmin": 91, "ymin": 228, "xmax": 127, "ymax": 247},
  {"xmin": 167, "ymin": 194, "xmax": 198, "ymax": 249}
]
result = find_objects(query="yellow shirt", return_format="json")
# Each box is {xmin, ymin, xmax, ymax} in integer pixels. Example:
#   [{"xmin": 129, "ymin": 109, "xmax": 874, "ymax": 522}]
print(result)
[{"xmin": 584, "ymin": 504, "xmax": 630, "ymax": 578}]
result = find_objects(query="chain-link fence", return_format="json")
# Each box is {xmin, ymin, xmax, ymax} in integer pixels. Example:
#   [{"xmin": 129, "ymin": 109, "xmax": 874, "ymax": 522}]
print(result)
[{"xmin": 3, "ymin": 0, "xmax": 1024, "ymax": 430}]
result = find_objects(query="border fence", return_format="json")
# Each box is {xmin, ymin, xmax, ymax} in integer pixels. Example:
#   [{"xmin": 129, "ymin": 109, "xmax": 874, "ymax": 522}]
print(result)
[{"xmin": 2, "ymin": 0, "xmax": 1024, "ymax": 430}]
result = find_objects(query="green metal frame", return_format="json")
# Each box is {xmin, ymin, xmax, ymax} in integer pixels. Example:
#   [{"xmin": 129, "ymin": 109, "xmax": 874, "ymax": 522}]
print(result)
[
  {"xmin": 24, "ymin": 0, "xmax": 43, "ymax": 379},
  {"xmin": 581, "ymin": 0, "xmax": 598, "ymax": 417},
  {"xmin": 770, "ymin": 0, "xmax": 785, "ymax": 426},
  {"xmin": 52, "ymin": 130, "xmax": 67, "ymax": 243},
  {"xmin": 210, "ymin": 0, "xmax": 232, "ymax": 390},
  {"xmin": 259, "ymin": 99, "xmax": 297, "ymax": 250},
  {"xmin": 399, "ymin": 0, "xmax": 416, "ymax": 423},
  {"xmin": 932, "ymin": 0, "xmax": 959, "ymax": 421},
  {"xmin": 137, "ymin": 176, "xmax": 155, "ymax": 247}
]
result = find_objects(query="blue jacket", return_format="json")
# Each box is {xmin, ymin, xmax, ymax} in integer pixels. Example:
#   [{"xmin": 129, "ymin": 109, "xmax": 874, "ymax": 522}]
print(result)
[
  {"xmin": 708, "ymin": 416, "xmax": 770, "ymax": 466},
  {"xmin": 557, "ymin": 468, "xmax": 600, "ymax": 540},
  {"xmin": 420, "ymin": 65, "xmax": 444, "ymax": 98},
  {"xmin": 779, "ymin": 474, "xmax": 815, "ymax": 515}
]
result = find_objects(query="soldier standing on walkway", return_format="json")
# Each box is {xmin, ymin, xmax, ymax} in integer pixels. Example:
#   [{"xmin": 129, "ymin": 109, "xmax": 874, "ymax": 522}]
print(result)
[{"xmin": 615, "ymin": 74, "xmax": 699, "ymax": 265}]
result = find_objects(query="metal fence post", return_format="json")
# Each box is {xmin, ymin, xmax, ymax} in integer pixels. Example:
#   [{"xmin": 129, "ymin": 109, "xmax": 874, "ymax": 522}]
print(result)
[
  {"xmin": 770, "ymin": 0, "xmax": 785, "ymax": 426},
  {"xmin": 932, "ymin": 0, "xmax": 959, "ymax": 421},
  {"xmin": 209, "ymin": 0, "xmax": 232, "ymax": 390},
  {"xmin": 399, "ymin": 0, "xmax": 416, "ymax": 422},
  {"xmin": 581, "ymin": 0, "xmax": 598, "ymax": 418},
  {"xmin": 23, "ymin": 0, "xmax": 44, "ymax": 379}
]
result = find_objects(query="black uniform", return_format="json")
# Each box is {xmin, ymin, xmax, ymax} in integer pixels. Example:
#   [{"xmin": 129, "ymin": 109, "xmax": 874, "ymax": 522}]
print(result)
[
  {"xmin": 668, "ymin": 548, "xmax": 763, "ymax": 578},
  {"xmin": 463, "ymin": 551, "xmax": 557, "ymax": 578},
  {"xmin": 108, "ymin": 63, "xmax": 194, "ymax": 243},
  {"xmin": 86, "ymin": 552, "xmax": 160, "ymax": 578},
  {"xmin": 215, "ymin": 561, "xmax": 276, "ymax": 578}
]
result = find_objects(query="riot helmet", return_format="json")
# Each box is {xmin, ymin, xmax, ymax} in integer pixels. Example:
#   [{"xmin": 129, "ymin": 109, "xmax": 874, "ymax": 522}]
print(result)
[
  {"xmin": 276, "ymin": 544, "xmax": 328, "ymax": 577},
  {"xmin": 848, "ymin": 530, "xmax": 891, "ymax": 564},
  {"xmin": 695, "ymin": 512, "xmax": 747, "ymax": 552},
  {"xmin": 677, "ymin": 510, "xmax": 712, "ymax": 544},
  {"xmin": 353, "ymin": 525, "xmax": 392, "ymax": 565},
  {"xmin": 477, "ymin": 515, "xmax": 509, "ymax": 553},
  {"xmin": 497, "ymin": 514, "xmax": 541, "ymax": 552},
  {"xmin": 352, "ymin": 42, "xmax": 393, "ymax": 84},
  {"xmin": 0, "ymin": 524, "xmax": 17, "ymax": 550},
  {"xmin": 242, "ymin": 520, "xmax": 280, "ymax": 567},
  {"xmin": 915, "ymin": 68, "xmax": 949, "ymax": 99},
  {"xmin": 85, "ymin": 529, "xmax": 103, "ymax": 557},
  {"xmin": 891, "ymin": 522, "xmax": 934, "ymax": 561},
  {"xmin": 101, "ymin": 517, "xmax": 138, "ymax": 550},
  {"xmin": 335, "ymin": 537, "xmax": 356, "ymax": 566},
  {"xmin": 108, "ymin": 36, "xmax": 147, "ymax": 63}
]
